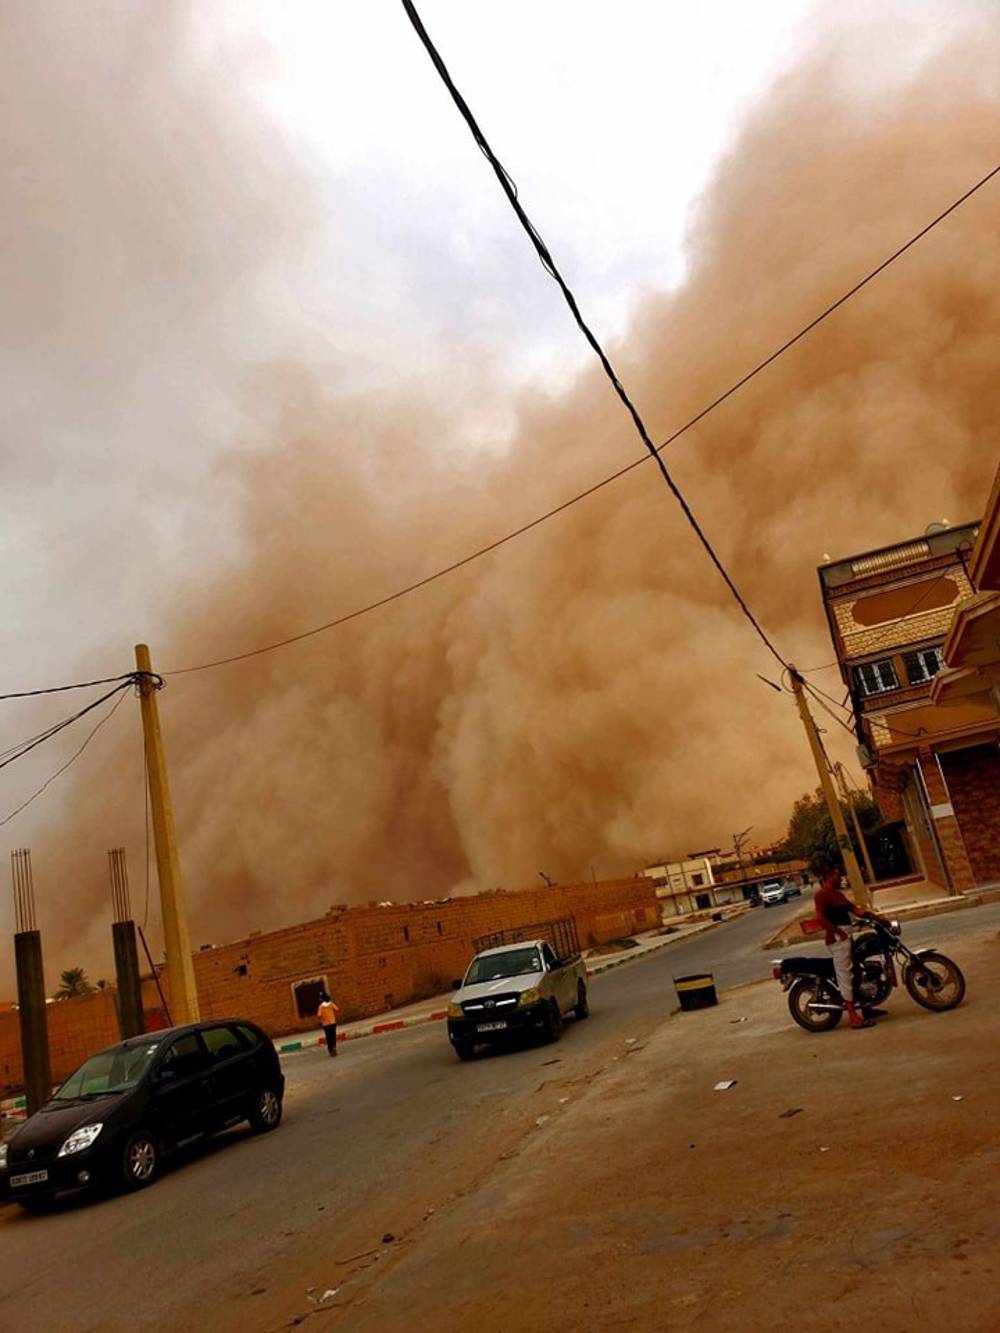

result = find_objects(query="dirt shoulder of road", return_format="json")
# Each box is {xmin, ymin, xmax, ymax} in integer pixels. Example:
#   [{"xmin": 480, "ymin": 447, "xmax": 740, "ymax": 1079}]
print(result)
[{"xmin": 324, "ymin": 925, "xmax": 1000, "ymax": 1333}]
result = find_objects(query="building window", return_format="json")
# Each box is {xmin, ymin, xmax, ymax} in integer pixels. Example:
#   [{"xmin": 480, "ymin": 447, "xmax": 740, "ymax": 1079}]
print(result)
[
  {"xmin": 903, "ymin": 647, "xmax": 945, "ymax": 685},
  {"xmin": 691, "ymin": 873, "xmax": 705, "ymax": 887},
  {"xmin": 403, "ymin": 925, "xmax": 410, "ymax": 943},
  {"xmin": 853, "ymin": 659, "xmax": 900, "ymax": 696}
]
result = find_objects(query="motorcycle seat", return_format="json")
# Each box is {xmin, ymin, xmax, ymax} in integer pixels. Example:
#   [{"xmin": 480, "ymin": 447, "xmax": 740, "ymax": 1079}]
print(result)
[{"xmin": 779, "ymin": 956, "xmax": 835, "ymax": 979}]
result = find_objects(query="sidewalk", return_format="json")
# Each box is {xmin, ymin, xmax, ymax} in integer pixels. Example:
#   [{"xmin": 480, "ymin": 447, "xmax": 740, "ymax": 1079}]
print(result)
[
  {"xmin": 764, "ymin": 881, "xmax": 1000, "ymax": 950},
  {"xmin": 340, "ymin": 922, "xmax": 1000, "ymax": 1332},
  {"xmin": 271, "ymin": 919, "xmax": 724, "ymax": 1057}
]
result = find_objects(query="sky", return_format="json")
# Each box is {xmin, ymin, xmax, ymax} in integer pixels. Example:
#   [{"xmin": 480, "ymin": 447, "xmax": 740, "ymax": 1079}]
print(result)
[{"xmin": 1, "ymin": 0, "xmax": 997, "ymax": 988}]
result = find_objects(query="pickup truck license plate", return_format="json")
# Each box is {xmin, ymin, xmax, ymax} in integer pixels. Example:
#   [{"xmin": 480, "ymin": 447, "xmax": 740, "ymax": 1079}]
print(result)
[
  {"xmin": 10, "ymin": 1170, "xmax": 48, "ymax": 1188},
  {"xmin": 477, "ymin": 1021, "xmax": 507, "ymax": 1032}
]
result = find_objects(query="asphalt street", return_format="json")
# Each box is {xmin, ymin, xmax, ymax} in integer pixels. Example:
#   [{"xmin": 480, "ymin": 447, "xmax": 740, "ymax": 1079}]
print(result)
[{"xmin": 1, "ymin": 897, "xmax": 996, "ymax": 1332}]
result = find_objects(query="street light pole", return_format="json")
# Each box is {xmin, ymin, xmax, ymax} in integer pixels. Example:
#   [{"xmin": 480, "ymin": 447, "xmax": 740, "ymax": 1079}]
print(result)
[
  {"xmin": 134, "ymin": 643, "xmax": 200, "ymax": 1024},
  {"xmin": 788, "ymin": 667, "xmax": 871, "ymax": 909}
]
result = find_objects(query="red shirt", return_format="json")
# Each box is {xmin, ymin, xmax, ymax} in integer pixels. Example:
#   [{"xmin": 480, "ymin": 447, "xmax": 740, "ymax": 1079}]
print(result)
[{"xmin": 814, "ymin": 874, "xmax": 852, "ymax": 929}]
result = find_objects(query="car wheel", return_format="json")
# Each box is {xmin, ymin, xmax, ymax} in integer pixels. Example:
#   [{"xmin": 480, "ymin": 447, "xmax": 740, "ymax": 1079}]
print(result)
[
  {"xmin": 121, "ymin": 1130, "xmax": 159, "ymax": 1191},
  {"xmin": 248, "ymin": 1084, "xmax": 283, "ymax": 1133},
  {"xmin": 542, "ymin": 999, "xmax": 564, "ymax": 1044},
  {"xmin": 574, "ymin": 981, "xmax": 590, "ymax": 1020},
  {"xmin": 453, "ymin": 1041, "xmax": 476, "ymax": 1062}
]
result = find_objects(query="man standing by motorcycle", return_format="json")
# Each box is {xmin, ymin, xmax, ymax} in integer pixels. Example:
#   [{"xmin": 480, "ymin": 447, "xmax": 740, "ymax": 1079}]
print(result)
[{"xmin": 814, "ymin": 866, "xmax": 889, "ymax": 1029}]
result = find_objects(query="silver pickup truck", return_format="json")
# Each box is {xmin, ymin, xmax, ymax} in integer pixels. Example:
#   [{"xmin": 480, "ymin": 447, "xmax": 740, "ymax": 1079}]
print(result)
[{"xmin": 446, "ymin": 921, "xmax": 589, "ymax": 1061}]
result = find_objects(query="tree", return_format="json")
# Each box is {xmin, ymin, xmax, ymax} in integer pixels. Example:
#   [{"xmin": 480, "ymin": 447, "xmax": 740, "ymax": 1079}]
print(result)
[
  {"xmin": 780, "ymin": 787, "xmax": 886, "ymax": 879},
  {"xmin": 54, "ymin": 967, "xmax": 93, "ymax": 1000}
]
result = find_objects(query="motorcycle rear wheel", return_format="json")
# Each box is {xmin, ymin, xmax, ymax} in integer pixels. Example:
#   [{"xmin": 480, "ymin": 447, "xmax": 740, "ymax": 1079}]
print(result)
[
  {"xmin": 788, "ymin": 978, "xmax": 843, "ymax": 1032},
  {"xmin": 903, "ymin": 951, "xmax": 966, "ymax": 1011}
]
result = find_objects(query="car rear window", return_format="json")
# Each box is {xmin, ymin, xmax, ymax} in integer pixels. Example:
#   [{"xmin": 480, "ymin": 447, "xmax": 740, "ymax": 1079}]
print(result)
[{"xmin": 235, "ymin": 1024, "xmax": 261, "ymax": 1049}]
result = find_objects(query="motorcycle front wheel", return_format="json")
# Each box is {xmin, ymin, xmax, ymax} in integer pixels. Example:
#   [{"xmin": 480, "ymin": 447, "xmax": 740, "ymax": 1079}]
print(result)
[
  {"xmin": 788, "ymin": 978, "xmax": 843, "ymax": 1032},
  {"xmin": 903, "ymin": 951, "xmax": 966, "ymax": 1011}
]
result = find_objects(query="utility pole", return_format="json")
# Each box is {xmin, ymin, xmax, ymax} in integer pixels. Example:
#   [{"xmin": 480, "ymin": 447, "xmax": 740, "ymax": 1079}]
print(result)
[
  {"xmin": 788, "ymin": 667, "xmax": 871, "ymax": 908},
  {"xmin": 134, "ymin": 644, "xmax": 200, "ymax": 1024},
  {"xmin": 732, "ymin": 826, "xmax": 753, "ymax": 874},
  {"xmin": 834, "ymin": 762, "xmax": 877, "ymax": 887}
]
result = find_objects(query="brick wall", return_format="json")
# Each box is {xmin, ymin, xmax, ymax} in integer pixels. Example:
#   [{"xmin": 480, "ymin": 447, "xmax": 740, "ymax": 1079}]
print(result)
[
  {"xmin": 0, "ymin": 877, "xmax": 658, "ymax": 1094},
  {"xmin": 0, "ymin": 980, "xmax": 167, "ymax": 1096},
  {"xmin": 194, "ymin": 877, "xmax": 660, "ymax": 1037},
  {"xmin": 917, "ymin": 753, "xmax": 976, "ymax": 893},
  {"xmin": 939, "ymin": 744, "xmax": 1000, "ymax": 885}
]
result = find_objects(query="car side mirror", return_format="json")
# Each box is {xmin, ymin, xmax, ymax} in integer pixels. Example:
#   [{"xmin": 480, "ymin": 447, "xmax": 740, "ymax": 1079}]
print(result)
[
  {"xmin": 155, "ymin": 1068, "xmax": 177, "ymax": 1086},
  {"xmin": 451, "ymin": 979, "xmax": 462, "ymax": 990}
]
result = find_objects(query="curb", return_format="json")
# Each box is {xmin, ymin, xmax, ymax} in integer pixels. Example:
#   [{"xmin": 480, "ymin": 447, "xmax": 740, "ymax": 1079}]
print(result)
[
  {"xmin": 761, "ymin": 886, "xmax": 1000, "ymax": 952},
  {"xmin": 276, "ymin": 1009, "xmax": 451, "ymax": 1056}
]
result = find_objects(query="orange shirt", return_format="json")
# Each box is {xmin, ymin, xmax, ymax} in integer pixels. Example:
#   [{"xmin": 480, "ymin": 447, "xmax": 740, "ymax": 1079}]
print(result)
[{"xmin": 318, "ymin": 1000, "xmax": 339, "ymax": 1026}]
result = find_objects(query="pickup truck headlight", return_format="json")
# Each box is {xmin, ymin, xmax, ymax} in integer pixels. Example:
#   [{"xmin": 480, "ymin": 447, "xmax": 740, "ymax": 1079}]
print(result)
[
  {"xmin": 446, "ymin": 1002, "xmax": 464, "ymax": 1020},
  {"xmin": 58, "ymin": 1123, "xmax": 103, "ymax": 1157},
  {"xmin": 518, "ymin": 987, "xmax": 542, "ymax": 1008}
]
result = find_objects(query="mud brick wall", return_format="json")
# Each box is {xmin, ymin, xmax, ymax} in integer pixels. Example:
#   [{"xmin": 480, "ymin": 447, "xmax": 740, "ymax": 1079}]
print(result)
[{"xmin": 193, "ymin": 876, "xmax": 659, "ymax": 1036}]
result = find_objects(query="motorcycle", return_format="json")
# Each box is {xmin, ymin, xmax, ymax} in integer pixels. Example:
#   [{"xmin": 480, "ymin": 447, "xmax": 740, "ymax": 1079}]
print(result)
[{"xmin": 772, "ymin": 916, "xmax": 966, "ymax": 1032}]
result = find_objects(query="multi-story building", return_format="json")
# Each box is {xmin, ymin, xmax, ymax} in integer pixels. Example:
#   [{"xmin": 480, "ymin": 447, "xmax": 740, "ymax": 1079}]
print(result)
[{"xmin": 819, "ymin": 518, "xmax": 1000, "ymax": 894}]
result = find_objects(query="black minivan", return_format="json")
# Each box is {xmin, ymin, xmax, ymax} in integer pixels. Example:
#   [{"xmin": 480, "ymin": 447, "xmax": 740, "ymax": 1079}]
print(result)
[{"xmin": 0, "ymin": 1020, "xmax": 284, "ymax": 1211}]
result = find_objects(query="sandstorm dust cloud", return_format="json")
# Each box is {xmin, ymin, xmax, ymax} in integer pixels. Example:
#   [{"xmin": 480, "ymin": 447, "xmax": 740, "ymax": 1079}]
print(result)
[{"xmin": 9, "ymin": 10, "xmax": 1000, "ymax": 979}]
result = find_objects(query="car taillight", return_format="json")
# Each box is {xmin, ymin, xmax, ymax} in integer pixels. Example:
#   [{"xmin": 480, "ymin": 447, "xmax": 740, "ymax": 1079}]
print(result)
[{"xmin": 771, "ymin": 964, "xmax": 782, "ymax": 980}]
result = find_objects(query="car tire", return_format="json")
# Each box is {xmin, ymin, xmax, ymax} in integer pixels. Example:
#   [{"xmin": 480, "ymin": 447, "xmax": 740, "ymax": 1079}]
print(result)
[
  {"xmin": 121, "ymin": 1130, "xmax": 159, "ymax": 1191},
  {"xmin": 542, "ymin": 999, "xmax": 564, "ymax": 1044},
  {"xmin": 248, "ymin": 1084, "xmax": 283, "ymax": 1133},
  {"xmin": 453, "ymin": 1041, "xmax": 476, "ymax": 1062},
  {"xmin": 574, "ymin": 982, "xmax": 590, "ymax": 1020}
]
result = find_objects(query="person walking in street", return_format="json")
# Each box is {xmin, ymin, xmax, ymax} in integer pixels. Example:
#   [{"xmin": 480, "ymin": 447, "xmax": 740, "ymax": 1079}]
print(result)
[
  {"xmin": 318, "ymin": 990, "xmax": 340, "ymax": 1057},
  {"xmin": 813, "ymin": 865, "xmax": 888, "ymax": 1029}
]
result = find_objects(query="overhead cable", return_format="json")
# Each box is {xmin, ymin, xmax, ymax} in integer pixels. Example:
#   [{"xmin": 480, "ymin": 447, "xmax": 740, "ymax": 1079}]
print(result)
[
  {"xmin": 0, "ymin": 680, "xmax": 135, "ymax": 775},
  {"xmin": 399, "ymin": 0, "xmax": 786, "ymax": 666},
  {"xmin": 165, "ymin": 34, "xmax": 999, "ymax": 678},
  {"xmin": 0, "ymin": 687, "xmax": 132, "ymax": 828}
]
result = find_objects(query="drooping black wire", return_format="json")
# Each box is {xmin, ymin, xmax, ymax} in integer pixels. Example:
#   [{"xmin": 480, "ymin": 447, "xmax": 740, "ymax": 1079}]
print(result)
[
  {"xmin": 0, "ymin": 686, "xmax": 132, "ymax": 828},
  {"xmin": 0, "ymin": 680, "xmax": 135, "ymax": 774},
  {"xmin": 398, "ymin": 0, "xmax": 787, "ymax": 667}
]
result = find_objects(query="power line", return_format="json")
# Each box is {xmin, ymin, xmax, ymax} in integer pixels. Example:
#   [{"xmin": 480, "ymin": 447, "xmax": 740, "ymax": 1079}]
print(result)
[
  {"xmin": 163, "ymin": 93, "xmax": 999, "ymax": 680},
  {"xmin": 0, "ymin": 673, "xmax": 135, "ymax": 704},
  {"xmin": 400, "ymin": 0, "xmax": 786, "ymax": 666},
  {"xmin": 0, "ymin": 680, "xmax": 135, "ymax": 775},
  {"xmin": 0, "ymin": 687, "xmax": 131, "ymax": 829}
]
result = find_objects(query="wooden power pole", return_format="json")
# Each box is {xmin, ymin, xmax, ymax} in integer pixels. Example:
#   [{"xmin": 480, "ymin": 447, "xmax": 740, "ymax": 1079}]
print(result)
[
  {"xmin": 788, "ymin": 667, "xmax": 872, "ymax": 909},
  {"xmin": 134, "ymin": 643, "xmax": 200, "ymax": 1024}
]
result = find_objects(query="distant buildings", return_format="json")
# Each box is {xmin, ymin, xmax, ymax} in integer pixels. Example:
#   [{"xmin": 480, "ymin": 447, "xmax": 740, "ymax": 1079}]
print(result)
[
  {"xmin": 642, "ymin": 851, "xmax": 806, "ymax": 916},
  {"xmin": 819, "ymin": 488, "xmax": 1000, "ymax": 895}
]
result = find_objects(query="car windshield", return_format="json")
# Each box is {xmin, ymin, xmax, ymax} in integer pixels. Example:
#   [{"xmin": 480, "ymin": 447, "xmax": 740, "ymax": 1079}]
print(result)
[
  {"xmin": 465, "ymin": 947, "xmax": 542, "ymax": 984},
  {"xmin": 54, "ymin": 1041, "xmax": 161, "ymax": 1101}
]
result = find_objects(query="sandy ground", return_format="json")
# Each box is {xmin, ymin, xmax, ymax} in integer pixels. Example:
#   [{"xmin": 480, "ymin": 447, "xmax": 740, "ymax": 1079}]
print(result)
[{"xmin": 317, "ymin": 926, "xmax": 1000, "ymax": 1332}]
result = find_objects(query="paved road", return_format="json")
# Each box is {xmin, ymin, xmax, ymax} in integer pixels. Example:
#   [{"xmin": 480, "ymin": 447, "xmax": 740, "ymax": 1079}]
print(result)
[{"xmin": 1, "ymin": 898, "xmax": 995, "ymax": 1332}]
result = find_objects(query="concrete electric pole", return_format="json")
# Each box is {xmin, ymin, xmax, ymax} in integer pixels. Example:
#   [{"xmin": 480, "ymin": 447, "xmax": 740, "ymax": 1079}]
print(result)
[
  {"xmin": 787, "ymin": 667, "xmax": 871, "ymax": 909},
  {"xmin": 134, "ymin": 643, "xmax": 200, "ymax": 1024}
]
